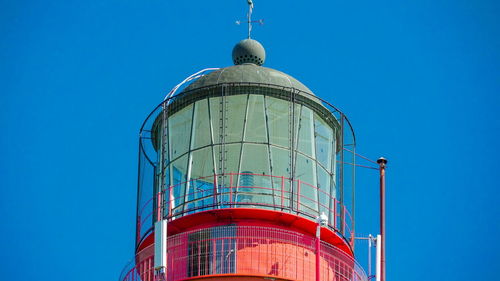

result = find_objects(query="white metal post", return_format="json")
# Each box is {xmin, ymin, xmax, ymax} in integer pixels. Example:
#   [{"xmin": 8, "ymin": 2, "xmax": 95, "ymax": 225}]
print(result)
[
  {"xmin": 316, "ymin": 213, "xmax": 328, "ymax": 281},
  {"xmin": 376, "ymin": 234, "xmax": 382, "ymax": 281},
  {"xmin": 154, "ymin": 220, "xmax": 167, "ymax": 275},
  {"xmin": 368, "ymin": 234, "xmax": 372, "ymax": 279}
]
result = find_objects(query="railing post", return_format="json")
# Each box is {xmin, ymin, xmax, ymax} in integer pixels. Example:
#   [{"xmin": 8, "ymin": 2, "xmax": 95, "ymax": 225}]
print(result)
[
  {"xmin": 198, "ymin": 239, "xmax": 201, "ymax": 276},
  {"xmin": 296, "ymin": 180, "xmax": 301, "ymax": 212},
  {"xmin": 333, "ymin": 199, "xmax": 337, "ymax": 230},
  {"xmin": 213, "ymin": 174, "xmax": 218, "ymax": 208},
  {"xmin": 229, "ymin": 174, "xmax": 233, "ymax": 204},
  {"xmin": 342, "ymin": 205, "xmax": 346, "ymax": 235},
  {"xmin": 212, "ymin": 238, "xmax": 216, "ymax": 274},
  {"xmin": 281, "ymin": 176, "xmax": 285, "ymax": 209},
  {"xmin": 168, "ymin": 186, "xmax": 173, "ymax": 218}
]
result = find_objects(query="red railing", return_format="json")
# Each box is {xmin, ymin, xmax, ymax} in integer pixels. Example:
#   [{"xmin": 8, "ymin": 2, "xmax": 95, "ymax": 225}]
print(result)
[
  {"xmin": 120, "ymin": 244, "xmax": 155, "ymax": 281},
  {"xmin": 122, "ymin": 225, "xmax": 366, "ymax": 281},
  {"xmin": 137, "ymin": 173, "xmax": 355, "ymax": 247}
]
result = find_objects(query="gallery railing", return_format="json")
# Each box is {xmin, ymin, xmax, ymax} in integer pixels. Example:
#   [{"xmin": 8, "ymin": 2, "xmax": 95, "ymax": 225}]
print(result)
[
  {"xmin": 122, "ymin": 226, "xmax": 367, "ymax": 281},
  {"xmin": 137, "ymin": 173, "xmax": 354, "ymax": 248}
]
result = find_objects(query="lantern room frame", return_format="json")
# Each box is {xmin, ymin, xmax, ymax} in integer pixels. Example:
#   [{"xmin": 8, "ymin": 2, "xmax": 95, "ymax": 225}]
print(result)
[{"xmin": 135, "ymin": 82, "xmax": 357, "ymax": 252}]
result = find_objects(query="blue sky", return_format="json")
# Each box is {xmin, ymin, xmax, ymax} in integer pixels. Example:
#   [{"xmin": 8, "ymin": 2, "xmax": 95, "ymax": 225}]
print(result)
[{"xmin": 1, "ymin": 1, "xmax": 499, "ymax": 280}]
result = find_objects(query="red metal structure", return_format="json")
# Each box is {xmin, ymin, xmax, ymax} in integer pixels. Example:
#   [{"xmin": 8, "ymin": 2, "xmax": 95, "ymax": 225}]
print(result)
[{"xmin": 119, "ymin": 36, "xmax": 372, "ymax": 281}]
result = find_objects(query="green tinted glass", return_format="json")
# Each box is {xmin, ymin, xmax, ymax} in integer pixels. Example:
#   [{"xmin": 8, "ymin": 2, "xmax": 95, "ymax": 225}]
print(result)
[
  {"xmin": 295, "ymin": 154, "xmax": 318, "ymax": 215},
  {"xmin": 314, "ymin": 112, "xmax": 334, "ymax": 171},
  {"xmin": 191, "ymin": 100, "xmax": 212, "ymax": 149},
  {"xmin": 225, "ymin": 95, "xmax": 247, "ymax": 143},
  {"xmin": 169, "ymin": 104, "xmax": 193, "ymax": 159},
  {"xmin": 245, "ymin": 95, "xmax": 268, "ymax": 143},
  {"xmin": 266, "ymin": 97, "xmax": 290, "ymax": 147},
  {"xmin": 297, "ymin": 106, "xmax": 315, "ymax": 157}
]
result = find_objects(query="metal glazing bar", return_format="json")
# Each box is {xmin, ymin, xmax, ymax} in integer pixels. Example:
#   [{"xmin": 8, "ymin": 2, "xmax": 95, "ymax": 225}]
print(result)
[
  {"xmin": 352, "ymin": 143, "xmax": 356, "ymax": 248},
  {"xmin": 262, "ymin": 90, "xmax": 276, "ymax": 207},
  {"xmin": 206, "ymin": 94, "xmax": 218, "ymax": 208},
  {"xmin": 339, "ymin": 114, "xmax": 345, "ymax": 236}
]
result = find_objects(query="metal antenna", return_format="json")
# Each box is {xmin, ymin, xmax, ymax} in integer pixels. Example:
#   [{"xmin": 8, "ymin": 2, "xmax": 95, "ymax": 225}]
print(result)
[{"xmin": 235, "ymin": 0, "xmax": 264, "ymax": 39}]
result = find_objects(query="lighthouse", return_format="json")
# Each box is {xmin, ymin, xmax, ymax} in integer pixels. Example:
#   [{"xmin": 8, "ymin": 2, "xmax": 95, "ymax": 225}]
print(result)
[{"xmin": 119, "ymin": 5, "xmax": 372, "ymax": 280}]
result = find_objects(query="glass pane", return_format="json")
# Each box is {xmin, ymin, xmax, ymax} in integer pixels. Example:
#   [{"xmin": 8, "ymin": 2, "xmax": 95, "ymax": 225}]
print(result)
[
  {"xmin": 186, "ymin": 147, "xmax": 215, "ymax": 212},
  {"xmin": 245, "ymin": 95, "xmax": 268, "ymax": 143},
  {"xmin": 155, "ymin": 122, "xmax": 169, "ymax": 166},
  {"xmin": 190, "ymin": 147, "xmax": 215, "ymax": 179},
  {"xmin": 226, "ymin": 144, "xmax": 242, "ymax": 175},
  {"xmin": 213, "ymin": 143, "xmax": 242, "ymax": 204},
  {"xmin": 295, "ymin": 154, "xmax": 318, "ymax": 215},
  {"xmin": 266, "ymin": 97, "xmax": 290, "ymax": 147},
  {"xmin": 331, "ymin": 141, "xmax": 337, "ymax": 199},
  {"xmin": 270, "ymin": 146, "xmax": 292, "ymax": 209},
  {"xmin": 225, "ymin": 95, "xmax": 248, "ymax": 143},
  {"xmin": 212, "ymin": 144, "xmax": 242, "ymax": 175},
  {"xmin": 314, "ymin": 113, "xmax": 334, "ymax": 171},
  {"xmin": 213, "ymin": 144, "xmax": 223, "ymax": 176},
  {"xmin": 160, "ymin": 160, "xmax": 170, "ymax": 220},
  {"xmin": 169, "ymin": 155, "xmax": 188, "ymax": 216},
  {"xmin": 238, "ymin": 144, "xmax": 273, "ymax": 206},
  {"xmin": 169, "ymin": 104, "xmax": 193, "ymax": 160},
  {"xmin": 316, "ymin": 165, "xmax": 331, "ymax": 221},
  {"xmin": 293, "ymin": 103, "xmax": 301, "ymax": 149},
  {"xmin": 297, "ymin": 106, "xmax": 315, "ymax": 157},
  {"xmin": 191, "ymin": 99, "xmax": 212, "ymax": 149},
  {"xmin": 330, "ymin": 168, "xmax": 337, "ymax": 226},
  {"xmin": 270, "ymin": 146, "xmax": 291, "ymax": 178},
  {"xmin": 209, "ymin": 97, "xmax": 223, "ymax": 144}
]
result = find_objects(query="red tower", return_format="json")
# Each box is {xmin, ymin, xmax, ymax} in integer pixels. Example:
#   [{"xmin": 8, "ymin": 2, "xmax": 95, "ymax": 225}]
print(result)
[{"xmin": 119, "ymin": 34, "xmax": 371, "ymax": 281}]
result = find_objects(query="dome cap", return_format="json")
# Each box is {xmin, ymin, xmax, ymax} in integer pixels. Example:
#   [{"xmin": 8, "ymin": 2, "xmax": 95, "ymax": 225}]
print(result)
[{"xmin": 232, "ymin": 39, "xmax": 266, "ymax": 66}]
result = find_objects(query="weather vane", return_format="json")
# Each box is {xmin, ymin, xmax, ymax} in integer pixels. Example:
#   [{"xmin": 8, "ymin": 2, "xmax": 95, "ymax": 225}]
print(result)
[{"xmin": 236, "ymin": 0, "xmax": 264, "ymax": 39}]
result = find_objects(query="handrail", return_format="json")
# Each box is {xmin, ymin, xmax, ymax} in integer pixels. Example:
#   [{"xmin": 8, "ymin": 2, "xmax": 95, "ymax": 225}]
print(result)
[
  {"xmin": 121, "ymin": 225, "xmax": 367, "ymax": 281},
  {"xmin": 136, "ymin": 173, "xmax": 355, "ymax": 248}
]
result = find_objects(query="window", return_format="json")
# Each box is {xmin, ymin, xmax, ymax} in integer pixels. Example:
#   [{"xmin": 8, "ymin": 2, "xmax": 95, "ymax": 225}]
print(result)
[{"xmin": 187, "ymin": 226, "xmax": 236, "ymax": 277}]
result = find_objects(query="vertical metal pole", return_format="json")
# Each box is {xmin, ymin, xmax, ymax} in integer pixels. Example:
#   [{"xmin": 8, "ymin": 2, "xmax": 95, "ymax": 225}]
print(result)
[
  {"xmin": 229, "ymin": 174, "xmax": 233, "ymax": 204},
  {"xmin": 156, "ymin": 191, "xmax": 162, "ymax": 222},
  {"xmin": 296, "ymin": 180, "xmax": 301, "ymax": 212},
  {"xmin": 316, "ymin": 213, "xmax": 327, "ymax": 281},
  {"xmin": 377, "ymin": 157, "xmax": 387, "ymax": 281},
  {"xmin": 333, "ymin": 199, "xmax": 336, "ymax": 229},
  {"xmin": 376, "ymin": 235, "xmax": 381, "ymax": 281},
  {"xmin": 168, "ymin": 186, "xmax": 173, "ymax": 218},
  {"xmin": 154, "ymin": 219, "xmax": 167, "ymax": 279},
  {"xmin": 213, "ymin": 174, "xmax": 218, "ymax": 207},
  {"xmin": 316, "ymin": 223, "xmax": 321, "ymax": 281},
  {"xmin": 281, "ymin": 176, "xmax": 285, "ymax": 209},
  {"xmin": 342, "ymin": 205, "xmax": 346, "ymax": 235},
  {"xmin": 339, "ymin": 114, "xmax": 345, "ymax": 236},
  {"xmin": 368, "ymin": 234, "xmax": 372, "ymax": 279},
  {"xmin": 154, "ymin": 103, "xmax": 168, "ymax": 281},
  {"xmin": 352, "ymin": 144, "xmax": 356, "ymax": 250}
]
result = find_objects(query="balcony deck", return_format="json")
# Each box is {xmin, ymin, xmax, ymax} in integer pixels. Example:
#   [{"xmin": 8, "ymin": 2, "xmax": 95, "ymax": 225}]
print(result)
[{"xmin": 121, "ymin": 225, "xmax": 367, "ymax": 281}]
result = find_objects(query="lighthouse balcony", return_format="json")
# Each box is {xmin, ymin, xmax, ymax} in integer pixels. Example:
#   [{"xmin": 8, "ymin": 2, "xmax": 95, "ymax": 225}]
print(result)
[
  {"xmin": 136, "ymin": 172, "xmax": 355, "ymax": 249},
  {"xmin": 120, "ymin": 225, "xmax": 367, "ymax": 281}
]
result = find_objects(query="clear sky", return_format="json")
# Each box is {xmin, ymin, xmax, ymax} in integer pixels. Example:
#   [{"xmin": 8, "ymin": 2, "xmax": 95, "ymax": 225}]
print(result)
[{"xmin": 1, "ymin": 1, "xmax": 499, "ymax": 280}]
